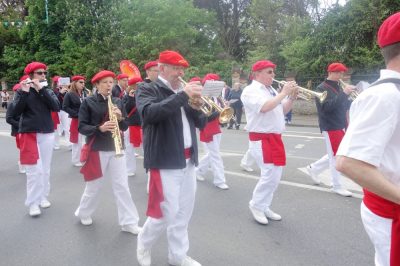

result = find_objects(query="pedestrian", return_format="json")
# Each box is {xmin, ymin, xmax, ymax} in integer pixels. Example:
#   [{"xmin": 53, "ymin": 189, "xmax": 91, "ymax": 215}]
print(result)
[
  {"xmin": 112, "ymin": 74, "xmax": 129, "ymax": 99},
  {"xmin": 1, "ymin": 88, "xmax": 10, "ymax": 109},
  {"xmin": 227, "ymin": 82, "xmax": 243, "ymax": 130},
  {"xmin": 144, "ymin": 60, "xmax": 159, "ymax": 83}
]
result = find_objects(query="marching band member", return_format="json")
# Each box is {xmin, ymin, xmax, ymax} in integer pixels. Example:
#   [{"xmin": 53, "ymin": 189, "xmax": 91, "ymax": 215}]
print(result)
[
  {"xmin": 305, "ymin": 62, "xmax": 354, "ymax": 197},
  {"xmin": 336, "ymin": 12, "xmax": 400, "ymax": 266},
  {"xmin": 62, "ymin": 75, "xmax": 88, "ymax": 167},
  {"xmin": 123, "ymin": 77, "xmax": 143, "ymax": 176},
  {"xmin": 144, "ymin": 60, "xmax": 159, "ymax": 83},
  {"xmin": 241, "ymin": 60, "xmax": 296, "ymax": 225},
  {"xmin": 51, "ymin": 76, "xmax": 62, "ymax": 150},
  {"xmin": 135, "ymin": 50, "xmax": 206, "ymax": 266},
  {"xmin": 13, "ymin": 62, "xmax": 60, "ymax": 217},
  {"xmin": 112, "ymin": 73, "xmax": 129, "ymax": 99},
  {"xmin": 196, "ymin": 73, "xmax": 229, "ymax": 190},
  {"xmin": 74, "ymin": 70, "xmax": 141, "ymax": 235}
]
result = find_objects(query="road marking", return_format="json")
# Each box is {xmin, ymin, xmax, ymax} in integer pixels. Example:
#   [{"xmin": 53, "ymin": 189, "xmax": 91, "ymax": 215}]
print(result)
[
  {"xmin": 283, "ymin": 134, "xmax": 324, "ymax": 139},
  {"xmin": 294, "ymin": 144, "xmax": 304, "ymax": 149},
  {"xmin": 286, "ymin": 130, "xmax": 321, "ymax": 135}
]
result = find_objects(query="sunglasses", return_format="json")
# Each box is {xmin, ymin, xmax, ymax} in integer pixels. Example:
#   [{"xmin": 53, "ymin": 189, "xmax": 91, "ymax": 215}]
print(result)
[{"xmin": 34, "ymin": 71, "xmax": 48, "ymax": 75}]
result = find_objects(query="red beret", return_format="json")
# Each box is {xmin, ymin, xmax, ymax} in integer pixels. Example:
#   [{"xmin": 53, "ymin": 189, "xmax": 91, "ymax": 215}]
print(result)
[
  {"xmin": 52, "ymin": 76, "xmax": 60, "ymax": 83},
  {"xmin": 72, "ymin": 75, "xmax": 85, "ymax": 81},
  {"xmin": 117, "ymin": 74, "xmax": 129, "ymax": 80},
  {"xmin": 13, "ymin": 84, "xmax": 21, "ymax": 91},
  {"xmin": 20, "ymin": 75, "xmax": 29, "ymax": 82},
  {"xmin": 189, "ymin": 76, "xmax": 201, "ymax": 82},
  {"xmin": 202, "ymin": 73, "xmax": 220, "ymax": 85},
  {"xmin": 377, "ymin": 12, "xmax": 400, "ymax": 48},
  {"xmin": 24, "ymin": 62, "xmax": 47, "ymax": 75},
  {"xmin": 91, "ymin": 70, "xmax": 116, "ymax": 84},
  {"xmin": 144, "ymin": 61, "xmax": 158, "ymax": 70},
  {"xmin": 128, "ymin": 77, "xmax": 143, "ymax": 86},
  {"xmin": 159, "ymin": 50, "xmax": 189, "ymax": 67},
  {"xmin": 327, "ymin": 62, "xmax": 348, "ymax": 72},
  {"xmin": 252, "ymin": 60, "xmax": 276, "ymax": 72}
]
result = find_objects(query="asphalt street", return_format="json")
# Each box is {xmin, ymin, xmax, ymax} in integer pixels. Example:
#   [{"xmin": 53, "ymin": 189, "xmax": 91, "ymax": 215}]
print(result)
[{"xmin": 0, "ymin": 118, "xmax": 373, "ymax": 266}]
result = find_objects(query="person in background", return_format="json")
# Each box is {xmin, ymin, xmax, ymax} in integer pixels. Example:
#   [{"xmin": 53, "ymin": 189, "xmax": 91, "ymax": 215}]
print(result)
[
  {"xmin": 112, "ymin": 74, "xmax": 129, "ymax": 99},
  {"xmin": 227, "ymin": 82, "xmax": 243, "ymax": 130},
  {"xmin": 1, "ymin": 88, "xmax": 10, "ymax": 109},
  {"xmin": 144, "ymin": 60, "xmax": 159, "ymax": 83}
]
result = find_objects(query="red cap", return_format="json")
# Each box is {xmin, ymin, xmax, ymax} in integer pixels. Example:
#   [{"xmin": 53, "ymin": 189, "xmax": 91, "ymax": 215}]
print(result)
[
  {"xmin": 117, "ymin": 74, "xmax": 129, "ymax": 80},
  {"xmin": 159, "ymin": 50, "xmax": 189, "ymax": 67},
  {"xmin": 252, "ymin": 60, "xmax": 276, "ymax": 72},
  {"xmin": 52, "ymin": 76, "xmax": 60, "ymax": 83},
  {"xmin": 12, "ymin": 84, "xmax": 21, "ymax": 91},
  {"xmin": 202, "ymin": 73, "xmax": 220, "ymax": 85},
  {"xmin": 24, "ymin": 62, "xmax": 47, "ymax": 75},
  {"xmin": 19, "ymin": 75, "xmax": 29, "ymax": 82},
  {"xmin": 144, "ymin": 60, "xmax": 158, "ymax": 70},
  {"xmin": 189, "ymin": 76, "xmax": 201, "ymax": 82},
  {"xmin": 128, "ymin": 77, "xmax": 143, "ymax": 86},
  {"xmin": 72, "ymin": 75, "xmax": 85, "ymax": 81},
  {"xmin": 377, "ymin": 12, "xmax": 400, "ymax": 48},
  {"xmin": 327, "ymin": 62, "xmax": 348, "ymax": 72},
  {"xmin": 91, "ymin": 70, "xmax": 116, "ymax": 84}
]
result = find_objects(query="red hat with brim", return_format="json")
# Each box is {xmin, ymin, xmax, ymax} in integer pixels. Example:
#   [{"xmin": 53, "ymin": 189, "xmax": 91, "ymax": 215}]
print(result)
[
  {"xmin": 117, "ymin": 74, "xmax": 129, "ymax": 80},
  {"xmin": 13, "ymin": 84, "xmax": 21, "ymax": 91},
  {"xmin": 378, "ymin": 12, "xmax": 400, "ymax": 48},
  {"xmin": 20, "ymin": 75, "xmax": 29, "ymax": 82},
  {"xmin": 159, "ymin": 50, "xmax": 189, "ymax": 67},
  {"xmin": 91, "ymin": 70, "xmax": 116, "ymax": 84},
  {"xmin": 202, "ymin": 73, "xmax": 220, "ymax": 85},
  {"xmin": 252, "ymin": 60, "xmax": 276, "ymax": 72},
  {"xmin": 72, "ymin": 75, "xmax": 85, "ymax": 81},
  {"xmin": 327, "ymin": 62, "xmax": 348, "ymax": 72},
  {"xmin": 24, "ymin": 62, "xmax": 47, "ymax": 75},
  {"xmin": 189, "ymin": 76, "xmax": 201, "ymax": 82},
  {"xmin": 144, "ymin": 61, "xmax": 158, "ymax": 70},
  {"xmin": 128, "ymin": 77, "xmax": 143, "ymax": 86}
]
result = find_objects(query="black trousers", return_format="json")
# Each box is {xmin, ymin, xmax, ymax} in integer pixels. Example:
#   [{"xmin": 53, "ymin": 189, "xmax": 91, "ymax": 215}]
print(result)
[{"xmin": 229, "ymin": 107, "xmax": 242, "ymax": 128}]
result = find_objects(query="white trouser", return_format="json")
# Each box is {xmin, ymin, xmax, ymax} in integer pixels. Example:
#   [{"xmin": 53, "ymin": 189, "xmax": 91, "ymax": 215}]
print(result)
[
  {"xmin": 241, "ymin": 141, "xmax": 256, "ymax": 169},
  {"xmin": 54, "ymin": 126, "xmax": 60, "ymax": 148},
  {"xmin": 24, "ymin": 133, "xmax": 55, "ymax": 207},
  {"xmin": 71, "ymin": 134, "xmax": 85, "ymax": 164},
  {"xmin": 197, "ymin": 133, "xmax": 226, "ymax": 185},
  {"xmin": 123, "ymin": 130, "xmax": 137, "ymax": 174},
  {"xmin": 59, "ymin": 110, "xmax": 71, "ymax": 146},
  {"xmin": 248, "ymin": 140, "xmax": 283, "ymax": 212},
  {"xmin": 138, "ymin": 162, "xmax": 196, "ymax": 263},
  {"xmin": 310, "ymin": 131, "xmax": 342, "ymax": 189},
  {"xmin": 74, "ymin": 151, "xmax": 139, "ymax": 226},
  {"xmin": 361, "ymin": 202, "xmax": 391, "ymax": 266}
]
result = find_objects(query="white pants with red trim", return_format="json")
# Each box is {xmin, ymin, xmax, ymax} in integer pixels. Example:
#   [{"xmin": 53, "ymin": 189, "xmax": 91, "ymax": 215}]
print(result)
[
  {"xmin": 123, "ymin": 130, "xmax": 137, "ymax": 175},
  {"xmin": 71, "ymin": 133, "xmax": 84, "ymax": 164},
  {"xmin": 241, "ymin": 141, "xmax": 257, "ymax": 169},
  {"xmin": 138, "ymin": 161, "xmax": 196, "ymax": 263},
  {"xmin": 248, "ymin": 140, "xmax": 283, "ymax": 212},
  {"xmin": 59, "ymin": 110, "xmax": 71, "ymax": 140},
  {"xmin": 74, "ymin": 151, "xmax": 139, "ymax": 226},
  {"xmin": 310, "ymin": 131, "xmax": 342, "ymax": 189},
  {"xmin": 24, "ymin": 133, "xmax": 55, "ymax": 207},
  {"xmin": 361, "ymin": 202, "xmax": 391, "ymax": 266},
  {"xmin": 196, "ymin": 133, "xmax": 226, "ymax": 185}
]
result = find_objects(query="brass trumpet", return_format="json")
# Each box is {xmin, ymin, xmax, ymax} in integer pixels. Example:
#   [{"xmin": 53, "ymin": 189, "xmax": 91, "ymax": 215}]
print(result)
[
  {"xmin": 273, "ymin": 79, "xmax": 327, "ymax": 103},
  {"xmin": 339, "ymin": 79, "xmax": 359, "ymax": 100}
]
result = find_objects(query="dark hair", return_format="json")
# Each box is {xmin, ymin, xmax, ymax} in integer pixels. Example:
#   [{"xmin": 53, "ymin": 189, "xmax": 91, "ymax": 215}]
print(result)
[{"xmin": 381, "ymin": 42, "xmax": 400, "ymax": 64}]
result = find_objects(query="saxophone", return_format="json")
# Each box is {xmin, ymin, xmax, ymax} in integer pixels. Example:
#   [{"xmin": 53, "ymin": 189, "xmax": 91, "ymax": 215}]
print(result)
[{"xmin": 107, "ymin": 95, "xmax": 124, "ymax": 157}]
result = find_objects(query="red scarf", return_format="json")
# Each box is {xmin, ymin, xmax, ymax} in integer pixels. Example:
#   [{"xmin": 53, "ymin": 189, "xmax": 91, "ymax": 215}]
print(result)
[
  {"xmin": 200, "ymin": 118, "xmax": 221, "ymax": 143},
  {"xmin": 51, "ymin": 112, "xmax": 60, "ymax": 129},
  {"xmin": 327, "ymin": 129, "xmax": 345, "ymax": 156},
  {"xmin": 249, "ymin": 132, "xmax": 286, "ymax": 166},
  {"xmin": 69, "ymin": 118, "xmax": 79, "ymax": 144},
  {"xmin": 129, "ymin": 125, "xmax": 142, "ymax": 147},
  {"xmin": 19, "ymin": 133, "xmax": 39, "ymax": 165}
]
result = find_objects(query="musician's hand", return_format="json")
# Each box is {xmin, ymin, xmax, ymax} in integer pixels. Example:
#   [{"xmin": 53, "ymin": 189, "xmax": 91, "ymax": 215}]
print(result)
[
  {"xmin": 343, "ymin": 84, "xmax": 356, "ymax": 95},
  {"xmin": 20, "ymin": 80, "xmax": 30, "ymax": 92},
  {"xmin": 184, "ymin": 82, "xmax": 202, "ymax": 98},
  {"xmin": 281, "ymin": 81, "xmax": 297, "ymax": 96},
  {"xmin": 30, "ymin": 79, "xmax": 42, "ymax": 91},
  {"xmin": 60, "ymin": 86, "xmax": 68, "ymax": 94},
  {"xmin": 289, "ymin": 87, "xmax": 299, "ymax": 100},
  {"xmin": 99, "ymin": 121, "xmax": 117, "ymax": 132},
  {"xmin": 189, "ymin": 97, "xmax": 204, "ymax": 111},
  {"xmin": 129, "ymin": 89, "xmax": 135, "ymax": 97},
  {"xmin": 112, "ymin": 106, "xmax": 122, "ymax": 121}
]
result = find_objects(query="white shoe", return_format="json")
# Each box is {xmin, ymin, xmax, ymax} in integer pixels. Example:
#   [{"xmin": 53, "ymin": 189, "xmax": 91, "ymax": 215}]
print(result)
[
  {"xmin": 332, "ymin": 188, "xmax": 353, "ymax": 197},
  {"xmin": 80, "ymin": 216, "xmax": 93, "ymax": 226},
  {"xmin": 169, "ymin": 256, "xmax": 201, "ymax": 266},
  {"xmin": 29, "ymin": 205, "xmax": 41, "ymax": 217},
  {"xmin": 306, "ymin": 165, "xmax": 321, "ymax": 185},
  {"xmin": 18, "ymin": 161, "xmax": 26, "ymax": 174},
  {"xmin": 127, "ymin": 172, "xmax": 136, "ymax": 177},
  {"xmin": 135, "ymin": 153, "xmax": 140, "ymax": 157},
  {"xmin": 121, "ymin": 224, "xmax": 142, "ymax": 235},
  {"xmin": 73, "ymin": 162, "xmax": 83, "ymax": 167},
  {"xmin": 215, "ymin": 183, "xmax": 229, "ymax": 190},
  {"xmin": 240, "ymin": 163, "xmax": 254, "ymax": 172},
  {"xmin": 40, "ymin": 199, "xmax": 51, "ymax": 208},
  {"xmin": 249, "ymin": 205, "xmax": 268, "ymax": 225},
  {"xmin": 196, "ymin": 172, "xmax": 205, "ymax": 181},
  {"xmin": 53, "ymin": 146, "xmax": 60, "ymax": 150},
  {"xmin": 265, "ymin": 209, "xmax": 282, "ymax": 221},
  {"xmin": 137, "ymin": 247, "xmax": 151, "ymax": 266}
]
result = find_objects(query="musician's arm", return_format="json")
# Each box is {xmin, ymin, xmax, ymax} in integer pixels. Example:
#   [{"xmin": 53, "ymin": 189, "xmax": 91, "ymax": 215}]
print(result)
[
  {"xmin": 282, "ymin": 98, "xmax": 295, "ymax": 115},
  {"xmin": 40, "ymin": 88, "xmax": 61, "ymax": 112},
  {"xmin": 114, "ymin": 98, "xmax": 128, "ymax": 131},
  {"xmin": 78, "ymin": 99, "xmax": 98, "ymax": 137},
  {"xmin": 184, "ymin": 105, "xmax": 207, "ymax": 130}
]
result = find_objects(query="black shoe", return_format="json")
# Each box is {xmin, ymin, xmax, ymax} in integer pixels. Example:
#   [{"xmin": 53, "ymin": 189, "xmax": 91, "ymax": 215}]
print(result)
[
  {"xmin": 235, "ymin": 126, "xmax": 240, "ymax": 130},
  {"xmin": 227, "ymin": 126, "xmax": 233, "ymax": 129}
]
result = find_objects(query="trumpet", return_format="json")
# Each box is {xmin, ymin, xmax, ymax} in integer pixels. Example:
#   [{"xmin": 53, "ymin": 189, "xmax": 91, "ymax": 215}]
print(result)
[
  {"xmin": 273, "ymin": 79, "xmax": 327, "ymax": 103},
  {"xmin": 339, "ymin": 79, "xmax": 359, "ymax": 100},
  {"xmin": 107, "ymin": 95, "xmax": 124, "ymax": 157}
]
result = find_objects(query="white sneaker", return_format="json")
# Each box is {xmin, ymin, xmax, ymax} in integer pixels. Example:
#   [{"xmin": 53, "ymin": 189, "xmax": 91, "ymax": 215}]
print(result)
[
  {"xmin": 40, "ymin": 199, "xmax": 51, "ymax": 208},
  {"xmin": 265, "ymin": 209, "xmax": 282, "ymax": 221},
  {"xmin": 18, "ymin": 161, "xmax": 26, "ymax": 174},
  {"xmin": 215, "ymin": 183, "xmax": 229, "ymax": 190},
  {"xmin": 29, "ymin": 205, "xmax": 41, "ymax": 217},
  {"xmin": 240, "ymin": 163, "xmax": 254, "ymax": 172},
  {"xmin": 332, "ymin": 188, "xmax": 353, "ymax": 197},
  {"xmin": 127, "ymin": 172, "xmax": 136, "ymax": 177},
  {"xmin": 80, "ymin": 216, "xmax": 93, "ymax": 226},
  {"xmin": 169, "ymin": 256, "xmax": 202, "ymax": 266},
  {"xmin": 121, "ymin": 224, "xmax": 142, "ymax": 235},
  {"xmin": 53, "ymin": 146, "xmax": 60, "ymax": 150},
  {"xmin": 135, "ymin": 153, "xmax": 140, "ymax": 157},
  {"xmin": 74, "ymin": 162, "xmax": 83, "ymax": 167},
  {"xmin": 196, "ymin": 172, "xmax": 205, "ymax": 181},
  {"xmin": 249, "ymin": 205, "xmax": 268, "ymax": 225},
  {"xmin": 137, "ymin": 247, "xmax": 151, "ymax": 266},
  {"xmin": 306, "ymin": 165, "xmax": 321, "ymax": 185}
]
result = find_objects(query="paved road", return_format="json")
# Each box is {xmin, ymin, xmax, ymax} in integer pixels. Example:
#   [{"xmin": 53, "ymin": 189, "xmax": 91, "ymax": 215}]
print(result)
[{"xmin": 0, "ymin": 119, "xmax": 373, "ymax": 266}]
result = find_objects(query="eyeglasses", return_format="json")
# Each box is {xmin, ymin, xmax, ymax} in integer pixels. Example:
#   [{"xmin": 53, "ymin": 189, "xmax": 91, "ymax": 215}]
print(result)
[
  {"xmin": 266, "ymin": 70, "xmax": 274, "ymax": 74},
  {"xmin": 34, "ymin": 71, "xmax": 48, "ymax": 75}
]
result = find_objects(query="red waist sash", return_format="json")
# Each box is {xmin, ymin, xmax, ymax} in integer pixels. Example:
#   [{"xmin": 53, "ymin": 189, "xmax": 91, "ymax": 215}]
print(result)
[
  {"xmin": 200, "ymin": 118, "xmax": 221, "ymax": 143},
  {"xmin": 19, "ymin": 133, "xmax": 39, "ymax": 165},
  {"xmin": 69, "ymin": 118, "xmax": 79, "ymax": 144},
  {"xmin": 51, "ymin": 112, "xmax": 60, "ymax": 129},
  {"xmin": 80, "ymin": 150, "xmax": 103, "ymax": 182},
  {"xmin": 129, "ymin": 125, "xmax": 142, "ymax": 147},
  {"xmin": 327, "ymin": 129, "xmax": 345, "ymax": 156},
  {"xmin": 249, "ymin": 132, "xmax": 286, "ymax": 166}
]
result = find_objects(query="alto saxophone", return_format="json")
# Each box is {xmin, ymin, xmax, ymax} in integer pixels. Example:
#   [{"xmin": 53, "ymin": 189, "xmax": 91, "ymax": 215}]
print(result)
[{"xmin": 107, "ymin": 95, "xmax": 124, "ymax": 157}]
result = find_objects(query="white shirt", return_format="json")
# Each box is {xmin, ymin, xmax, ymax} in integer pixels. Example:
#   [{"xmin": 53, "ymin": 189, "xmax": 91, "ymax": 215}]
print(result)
[
  {"xmin": 158, "ymin": 76, "xmax": 192, "ymax": 148},
  {"xmin": 337, "ymin": 69, "xmax": 400, "ymax": 186},
  {"xmin": 241, "ymin": 80, "xmax": 285, "ymax": 133}
]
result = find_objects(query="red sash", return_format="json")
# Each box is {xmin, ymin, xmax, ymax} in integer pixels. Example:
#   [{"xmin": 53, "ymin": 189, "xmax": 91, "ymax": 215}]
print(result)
[
  {"xmin": 129, "ymin": 125, "xmax": 142, "ymax": 147},
  {"xmin": 327, "ymin": 129, "xmax": 345, "ymax": 156},
  {"xmin": 80, "ymin": 150, "xmax": 103, "ymax": 182},
  {"xmin": 51, "ymin": 112, "xmax": 60, "ymax": 129},
  {"xmin": 15, "ymin": 133, "xmax": 21, "ymax": 150},
  {"xmin": 364, "ymin": 189, "xmax": 400, "ymax": 266},
  {"xmin": 146, "ymin": 148, "xmax": 191, "ymax": 219},
  {"xmin": 69, "ymin": 118, "xmax": 79, "ymax": 144},
  {"xmin": 200, "ymin": 118, "xmax": 221, "ymax": 143},
  {"xmin": 249, "ymin": 132, "xmax": 286, "ymax": 166},
  {"xmin": 19, "ymin": 133, "xmax": 39, "ymax": 165}
]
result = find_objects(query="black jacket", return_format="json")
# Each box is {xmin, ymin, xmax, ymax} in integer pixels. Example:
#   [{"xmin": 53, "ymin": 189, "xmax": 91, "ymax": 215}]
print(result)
[
  {"xmin": 12, "ymin": 87, "xmax": 60, "ymax": 133},
  {"xmin": 54, "ymin": 88, "xmax": 67, "ymax": 110},
  {"xmin": 6, "ymin": 101, "xmax": 20, "ymax": 136},
  {"xmin": 227, "ymin": 89, "xmax": 243, "ymax": 109},
  {"xmin": 315, "ymin": 79, "xmax": 351, "ymax": 132},
  {"xmin": 78, "ymin": 92, "xmax": 128, "ymax": 152},
  {"xmin": 136, "ymin": 78, "xmax": 207, "ymax": 169},
  {"xmin": 122, "ymin": 94, "xmax": 141, "ymax": 126},
  {"xmin": 63, "ymin": 91, "xmax": 88, "ymax": 118},
  {"xmin": 112, "ymin": 84, "xmax": 125, "ymax": 99}
]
